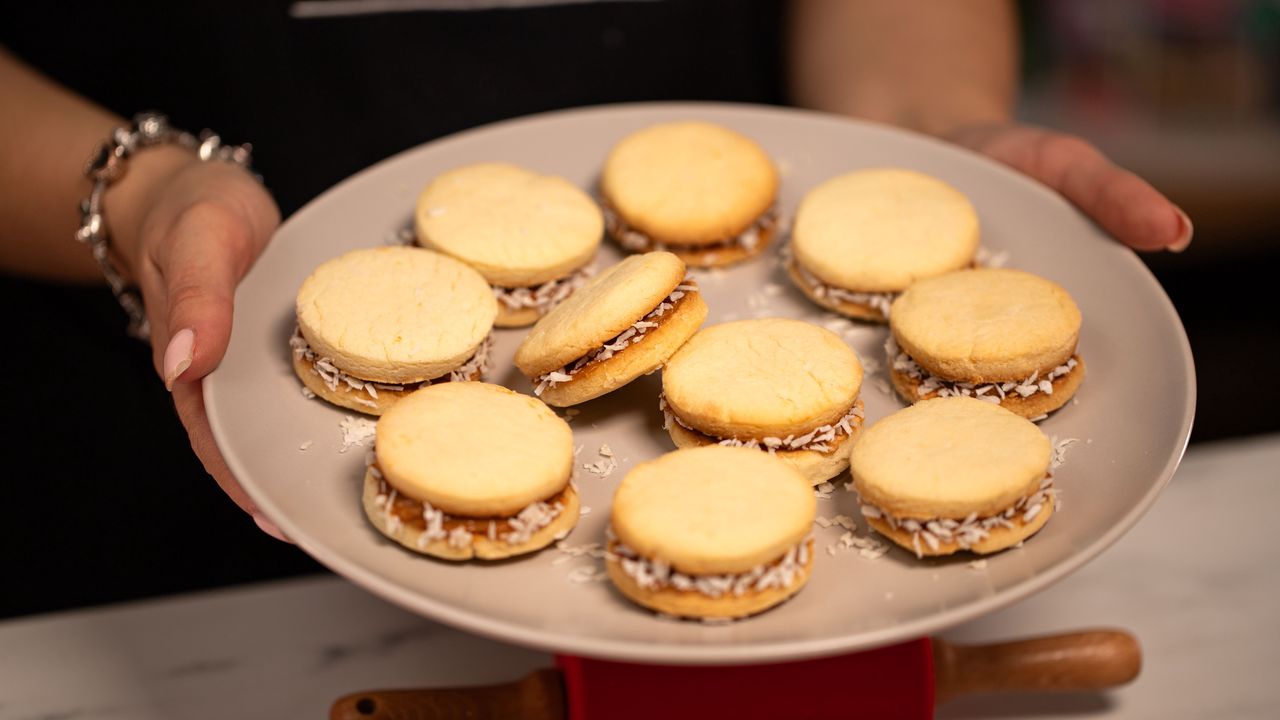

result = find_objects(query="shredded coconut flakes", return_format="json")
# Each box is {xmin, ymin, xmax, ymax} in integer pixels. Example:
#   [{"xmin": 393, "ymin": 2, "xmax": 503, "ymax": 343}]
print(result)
[
  {"xmin": 493, "ymin": 263, "xmax": 596, "ymax": 313},
  {"xmin": 610, "ymin": 535, "xmax": 811, "ymax": 599},
  {"xmin": 533, "ymin": 278, "xmax": 699, "ymax": 396},
  {"xmin": 886, "ymin": 336, "xmax": 1077, "ymax": 410},
  {"xmin": 660, "ymin": 394, "xmax": 864, "ymax": 455}
]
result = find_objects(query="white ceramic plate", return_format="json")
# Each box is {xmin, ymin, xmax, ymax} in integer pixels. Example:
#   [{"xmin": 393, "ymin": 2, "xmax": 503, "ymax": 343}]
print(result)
[{"xmin": 205, "ymin": 103, "xmax": 1195, "ymax": 664}]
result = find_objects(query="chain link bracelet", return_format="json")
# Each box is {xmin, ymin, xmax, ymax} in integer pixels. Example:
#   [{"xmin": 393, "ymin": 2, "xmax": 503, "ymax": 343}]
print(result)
[{"xmin": 74, "ymin": 112, "xmax": 257, "ymax": 340}]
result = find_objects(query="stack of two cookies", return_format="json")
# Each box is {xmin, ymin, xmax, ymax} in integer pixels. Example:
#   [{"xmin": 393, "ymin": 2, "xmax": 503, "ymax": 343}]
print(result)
[
  {"xmin": 788, "ymin": 168, "xmax": 980, "ymax": 322},
  {"xmin": 291, "ymin": 246, "xmax": 497, "ymax": 415},
  {"xmin": 415, "ymin": 162, "xmax": 603, "ymax": 328}
]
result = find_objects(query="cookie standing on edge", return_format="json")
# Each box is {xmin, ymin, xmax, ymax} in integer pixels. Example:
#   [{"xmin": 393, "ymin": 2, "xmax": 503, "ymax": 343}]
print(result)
[
  {"xmin": 291, "ymin": 246, "xmax": 497, "ymax": 415},
  {"xmin": 887, "ymin": 267, "xmax": 1085, "ymax": 419},
  {"xmin": 606, "ymin": 446, "xmax": 816, "ymax": 620},
  {"xmin": 788, "ymin": 169, "xmax": 979, "ymax": 322},
  {"xmin": 600, "ymin": 121, "xmax": 779, "ymax": 267},
  {"xmin": 363, "ymin": 382, "xmax": 580, "ymax": 560},
  {"xmin": 851, "ymin": 397, "xmax": 1057, "ymax": 558},
  {"xmin": 515, "ymin": 251, "xmax": 708, "ymax": 407},
  {"xmin": 415, "ymin": 163, "xmax": 602, "ymax": 327},
  {"xmin": 660, "ymin": 319, "xmax": 865, "ymax": 485}
]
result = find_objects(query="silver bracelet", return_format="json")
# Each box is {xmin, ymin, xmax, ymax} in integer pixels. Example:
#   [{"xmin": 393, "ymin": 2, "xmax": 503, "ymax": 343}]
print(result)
[{"xmin": 75, "ymin": 112, "xmax": 256, "ymax": 340}]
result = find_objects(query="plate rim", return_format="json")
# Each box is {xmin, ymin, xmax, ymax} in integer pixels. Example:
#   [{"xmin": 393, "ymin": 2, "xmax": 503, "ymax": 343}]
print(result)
[{"xmin": 206, "ymin": 100, "xmax": 1196, "ymax": 664}]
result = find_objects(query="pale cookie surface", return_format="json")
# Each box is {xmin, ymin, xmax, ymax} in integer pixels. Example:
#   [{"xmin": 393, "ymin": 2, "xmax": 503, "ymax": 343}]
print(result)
[
  {"xmin": 611, "ymin": 446, "xmax": 815, "ymax": 575},
  {"xmin": 362, "ymin": 472, "xmax": 580, "ymax": 561},
  {"xmin": 890, "ymin": 268, "xmax": 1082, "ymax": 382},
  {"xmin": 850, "ymin": 397, "xmax": 1051, "ymax": 520},
  {"xmin": 601, "ymin": 122, "xmax": 778, "ymax": 246},
  {"xmin": 375, "ymin": 382, "xmax": 573, "ymax": 517},
  {"xmin": 791, "ymin": 169, "xmax": 979, "ymax": 293},
  {"xmin": 296, "ymin": 246, "xmax": 496, "ymax": 384},
  {"xmin": 663, "ymin": 319, "xmax": 863, "ymax": 439},
  {"xmin": 515, "ymin": 251, "xmax": 687, "ymax": 377},
  {"xmin": 415, "ymin": 163, "xmax": 602, "ymax": 287},
  {"xmin": 537, "ymin": 292, "xmax": 707, "ymax": 407}
]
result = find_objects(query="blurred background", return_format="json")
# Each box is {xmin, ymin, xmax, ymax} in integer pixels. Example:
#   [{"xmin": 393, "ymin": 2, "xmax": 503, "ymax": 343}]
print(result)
[
  {"xmin": 1021, "ymin": 0, "xmax": 1280, "ymax": 441},
  {"xmin": 3, "ymin": 0, "xmax": 1277, "ymax": 618}
]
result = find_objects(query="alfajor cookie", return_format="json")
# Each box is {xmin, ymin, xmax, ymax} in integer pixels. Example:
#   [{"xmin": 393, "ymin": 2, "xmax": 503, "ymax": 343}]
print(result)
[
  {"xmin": 415, "ymin": 163, "xmax": 603, "ymax": 327},
  {"xmin": 600, "ymin": 121, "xmax": 779, "ymax": 267},
  {"xmin": 850, "ymin": 397, "xmax": 1057, "ymax": 558},
  {"xmin": 886, "ymin": 268, "xmax": 1085, "ymax": 420},
  {"xmin": 660, "ymin": 318, "xmax": 865, "ymax": 485},
  {"xmin": 788, "ymin": 169, "xmax": 980, "ymax": 322},
  {"xmin": 515, "ymin": 251, "xmax": 708, "ymax": 407},
  {"xmin": 363, "ymin": 382, "xmax": 579, "ymax": 560},
  {"xmin": 606, "ymin": 445, "xmax": 816, "ymax": 619},
  {"xmin": 291, "ymin": 246, "xmax": 497, "ymax": 415}
]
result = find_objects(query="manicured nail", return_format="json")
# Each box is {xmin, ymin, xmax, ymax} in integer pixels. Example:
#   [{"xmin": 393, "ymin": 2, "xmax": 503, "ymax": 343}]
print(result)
[
  {"xmin": 163, "ymin": 328, "xmax": 195, "ymax": 391},
  {"xmin": 1168, "ymin": 208, "xmax": 1193, "ymax": 253},
  {"xmin": 254, "ymin": 513, "xmax": 290, "ymax": 543}
]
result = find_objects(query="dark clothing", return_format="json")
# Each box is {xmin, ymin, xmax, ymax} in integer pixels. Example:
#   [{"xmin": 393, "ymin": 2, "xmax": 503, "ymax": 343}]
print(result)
[{"xmin": 1, "ymin": 0, "xmax": 786, "ymax": 617}]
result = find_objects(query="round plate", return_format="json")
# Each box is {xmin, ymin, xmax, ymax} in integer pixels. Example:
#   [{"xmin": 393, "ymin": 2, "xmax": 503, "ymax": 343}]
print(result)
[{"xmin": 205, "ymin": 103, "xmax": 1195, "ymax": 664}]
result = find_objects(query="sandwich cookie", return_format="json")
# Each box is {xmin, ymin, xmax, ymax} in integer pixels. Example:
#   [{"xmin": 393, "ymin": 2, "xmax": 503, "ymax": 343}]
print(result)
[
  {"xmin": 515, "ymin": 251, "xmax": 708, "ymax": 407},
  {"xmin": 788, "ymin": 169, "xmax": 980, "ymax": 322},
  {"xmin": 415, "ymin": 163, "xmax": 603, "ymax": 327},
  {"xmin": 850, "ymin": 397, "xmax": 1056, "ymax": 558},
  {"xmin": 887, "ymin": 268, "xmax": 1085, "ymax": 420},
  {"xmin": 660, "ymin": 318, "xmax": 865, "ymax": 485},
  {"xmin": 291, "ymin": 246, "xmax": 497, "ymax": 415},
  {"xmin": 600, "ymin": 121, "xmax": 779, "ymax": 267},
  {"xmin": 363, "ymin": 382, "xmax": 579, "ymax": 560},
  {"xmin": 606, "ymin": 446, "xmax": 816, "ymax": 619}
]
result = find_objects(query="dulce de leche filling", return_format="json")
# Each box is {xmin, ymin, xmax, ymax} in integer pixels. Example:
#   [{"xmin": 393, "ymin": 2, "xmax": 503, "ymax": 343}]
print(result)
[
  {"xmin": 292, "ymin": 328, "xmax": 491, "ymax": 408},
  {"xmin": 532, "ymin": 278, "xmax": 699, "ymax": 395},
  {"xmin": 790, "ymin": 258, "xmax": 896, "ymax": 319},
  {"xmin": 602, "ymin": 201, "xmax": 778, "ymax": 257},
  {"xmin": 860, "ymin": 475, "xmax": 1055, "ymax": 558},
  {"xmin": 660, "ymin": 394, "xmax": 864, "ymax": 455},
  {"xmin": 492, "ymin": 263, "xmax": 596, "ymax": 314},
  {"xmin": 609, "ymin": 530, "xmax": 813, "ymax": 599},
  {"xmin": 366, "ymin": 451, "xmax": 569, "ymax": 550},
  {"xmin": 886, "ymin": 336, "xmax": 1080, "ymax": 406}
]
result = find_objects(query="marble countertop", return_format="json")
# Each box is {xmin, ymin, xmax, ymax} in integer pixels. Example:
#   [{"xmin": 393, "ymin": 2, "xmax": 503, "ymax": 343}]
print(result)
[{"xmin": 3, "ymin": 434, "xmax": 1278, "ymax": 720}]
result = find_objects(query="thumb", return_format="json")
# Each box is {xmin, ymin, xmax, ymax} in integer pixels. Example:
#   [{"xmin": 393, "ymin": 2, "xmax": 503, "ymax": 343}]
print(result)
[{"xmin": 160, "ymin": 203, "xmax": 252, "ymax": 390}]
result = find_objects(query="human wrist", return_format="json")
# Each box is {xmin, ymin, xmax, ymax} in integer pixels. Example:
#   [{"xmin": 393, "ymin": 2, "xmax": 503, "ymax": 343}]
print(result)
[{"xmin": 101, "ymin": 143, "xmax": 197, "ymax": 282}]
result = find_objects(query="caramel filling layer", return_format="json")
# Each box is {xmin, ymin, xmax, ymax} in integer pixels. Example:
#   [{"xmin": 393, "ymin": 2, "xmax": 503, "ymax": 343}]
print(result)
[
  {"xmin": 532, "ymin": 279, "xmax": 698, "ymax": 395},
  {"xmin": 861, "ymin": 476, "xmax": 1055, "ymax": 558},
  {"xmin": 493, "ymin": 262, "xmax": 596, "ymax": 313},
  {"xmin": 660, "ymin": 395, "xmax": 864, "ymax": 455},
  {"xmin": 886, "ymin": 336, "xmax": 1079, "ymax": 405},
  {"xmin": 603, "ymin": 201, "xmax": 778, "ymax": 256},
  {"xmin": 790, "ymin": 259, "xmax": 896, "ymax": 319},
  {"xmin": 367, "ymin": 454, "xmax": 569, "ymax": 549},
  {"xmin": 609, "ymin": 532, "xmax": 812, "ymax": 599},
  {"xmin": 292, "ymin": 328, "xmax": 491, "ymax": 408}
]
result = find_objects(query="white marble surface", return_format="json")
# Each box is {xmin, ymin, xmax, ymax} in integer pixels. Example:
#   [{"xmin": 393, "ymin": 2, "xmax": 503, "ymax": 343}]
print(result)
[{"xmin": 2, "ymin": 435, "xmax": 1277, "ymax": 720}]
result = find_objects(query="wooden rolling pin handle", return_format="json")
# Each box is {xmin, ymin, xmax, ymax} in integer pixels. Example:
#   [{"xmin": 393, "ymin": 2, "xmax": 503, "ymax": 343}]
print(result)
[
  {"xmin": 933, "ymin": 628, "xmax": 1142, "ymax": 704},
  {"xmin": 329, "ymin": 668, "xmax": 566, "ymax": 720}
]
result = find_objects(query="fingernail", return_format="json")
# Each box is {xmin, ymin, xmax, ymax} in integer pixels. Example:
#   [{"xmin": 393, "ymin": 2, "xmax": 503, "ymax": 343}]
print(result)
[
  {"xmin": 254, "ymin": 513, "xmax": 291, "ymax": 543},
  {"xmin": 1168, "ymin": 208, "xmax": 1194, "ymax": 253},
  {"xmin": 163, "ymin": 328, "xmax": 195, "ymax": 391}
]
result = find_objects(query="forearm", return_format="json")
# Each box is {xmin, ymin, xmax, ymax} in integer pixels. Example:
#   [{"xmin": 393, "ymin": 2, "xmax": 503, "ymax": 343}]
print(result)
[
  {"xmin": 787, "ymin": 0, "xmax": 1018, "ymax": 137},
  {"xmin": 0, "ymin": 47, "xmax": 191, "ymax": 282}
]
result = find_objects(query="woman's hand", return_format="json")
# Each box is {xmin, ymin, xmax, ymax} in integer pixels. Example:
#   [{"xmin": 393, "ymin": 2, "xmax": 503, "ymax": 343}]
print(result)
[
  {"xmin": 946, "ymin": 122, "xmax": 1193, "ymax": 252},
  {"xmin": 110, "ymin": 147, "xmax": 289, "ymax": 541}
]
